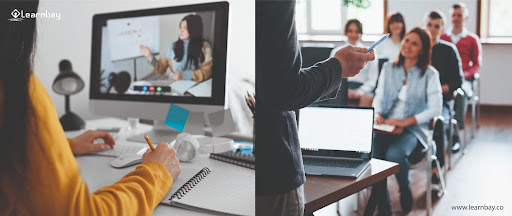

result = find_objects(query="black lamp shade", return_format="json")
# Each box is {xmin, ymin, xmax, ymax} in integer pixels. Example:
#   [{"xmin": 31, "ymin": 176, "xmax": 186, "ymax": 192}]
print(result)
[
  {"xmin": 53, "ymin": 59, "xmax": 85, "ymax": 131},
  {"xmin": 52, "ymin": 72, "xmax": 84, "ymax": 95}
]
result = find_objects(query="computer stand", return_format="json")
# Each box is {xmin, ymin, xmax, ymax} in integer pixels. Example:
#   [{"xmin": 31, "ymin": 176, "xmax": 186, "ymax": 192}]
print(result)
[{"xmin": 127, "ymin": 120, "xmax": 180, "ymax": 144}]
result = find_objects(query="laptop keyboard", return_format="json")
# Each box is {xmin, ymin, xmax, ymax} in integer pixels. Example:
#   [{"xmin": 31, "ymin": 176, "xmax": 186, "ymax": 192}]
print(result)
[{"xmin": 303, "ymin": 158, "xmax": 362, "ymax": 168}]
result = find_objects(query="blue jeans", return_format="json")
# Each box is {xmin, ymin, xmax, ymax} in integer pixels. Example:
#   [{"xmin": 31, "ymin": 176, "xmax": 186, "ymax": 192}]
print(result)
[{"xmin": 372, "ymin": 130, "xmax": 418, "ymax": 212}]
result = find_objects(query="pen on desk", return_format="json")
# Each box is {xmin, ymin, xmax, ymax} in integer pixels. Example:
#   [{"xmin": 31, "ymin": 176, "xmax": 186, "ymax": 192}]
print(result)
[
  {"xmin": 367, "ymin": 33, "xmax": 390, "ymax": 53},
  {"xmin": 144, "ymin": 134, "xmax": 155, "ymax": 150}
]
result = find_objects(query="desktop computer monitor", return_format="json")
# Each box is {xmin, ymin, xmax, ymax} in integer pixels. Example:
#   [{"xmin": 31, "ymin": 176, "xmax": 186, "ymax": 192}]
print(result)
[{"xmin": 89, "ymin": 2, "xmax": 229, "ymax": 143}]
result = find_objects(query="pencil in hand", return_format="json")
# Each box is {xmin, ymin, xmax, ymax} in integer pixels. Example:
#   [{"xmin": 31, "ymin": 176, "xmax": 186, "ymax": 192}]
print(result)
[{"xmin": 144, "ymin": 134, "xmax": 155, "ymax": 150}]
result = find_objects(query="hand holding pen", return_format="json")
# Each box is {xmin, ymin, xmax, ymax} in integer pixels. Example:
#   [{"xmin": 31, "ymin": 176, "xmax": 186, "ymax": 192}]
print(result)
[{"xmin": 142, "ymin": 134, "xmax": 182, "ymax": 180}]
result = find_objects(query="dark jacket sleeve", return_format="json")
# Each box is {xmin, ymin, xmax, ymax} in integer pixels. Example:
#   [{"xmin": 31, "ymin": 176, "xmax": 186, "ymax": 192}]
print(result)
[
  {"xmin": 256, "ymin": 0, "xmax": 342, "ymax": 112},
  {"xmin": 448, "ymin": 44, "xmax": 464, "ymax": 95}
]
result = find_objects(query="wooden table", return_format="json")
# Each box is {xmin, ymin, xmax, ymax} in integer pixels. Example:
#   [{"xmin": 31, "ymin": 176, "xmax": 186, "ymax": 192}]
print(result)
[{"xmin": 304, "ymin": 159, "xmax": 399, "ymax": 214}]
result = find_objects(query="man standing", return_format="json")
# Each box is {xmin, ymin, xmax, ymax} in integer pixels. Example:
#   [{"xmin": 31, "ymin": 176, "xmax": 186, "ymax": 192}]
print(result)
[
  {"xmin": 425, "ymin": 10, "xmax": 464, "ymax": 169},
  {"xmin": 256, "ymin": 0, "xmax": 375, "ymax": 215}
]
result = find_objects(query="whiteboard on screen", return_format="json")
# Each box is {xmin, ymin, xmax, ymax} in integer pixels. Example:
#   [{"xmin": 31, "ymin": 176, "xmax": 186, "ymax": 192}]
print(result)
[{"xmin": 107, "ymin": 16, "xmax": 160, "ymax": 61}]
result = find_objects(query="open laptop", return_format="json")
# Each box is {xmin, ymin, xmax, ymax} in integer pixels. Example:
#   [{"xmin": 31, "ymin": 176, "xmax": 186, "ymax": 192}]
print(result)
[{"xmin": 298, "ymin": 106, "xmax": 374, "ymax": 178}]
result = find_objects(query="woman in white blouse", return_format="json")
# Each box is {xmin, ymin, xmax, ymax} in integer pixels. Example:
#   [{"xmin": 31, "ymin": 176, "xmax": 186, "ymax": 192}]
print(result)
[
  {"xmin": 377, "ymin": 12, "xmax": 406, "ymax": 60},
  {"xmin": 330, "ymin": 19, "xmax": 379, "ymax": 107}
]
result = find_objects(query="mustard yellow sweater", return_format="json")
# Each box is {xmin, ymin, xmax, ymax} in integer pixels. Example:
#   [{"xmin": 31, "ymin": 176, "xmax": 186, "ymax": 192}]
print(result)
[{"xmin": 1, "ymin": 75, "xmax": 173, "ymax": 215}]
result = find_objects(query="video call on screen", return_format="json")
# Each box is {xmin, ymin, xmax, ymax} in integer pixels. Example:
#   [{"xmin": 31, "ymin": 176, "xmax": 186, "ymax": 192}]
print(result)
[{"xmin": 98, "ymin": 11, "xmax": 216, "ymax": 98}]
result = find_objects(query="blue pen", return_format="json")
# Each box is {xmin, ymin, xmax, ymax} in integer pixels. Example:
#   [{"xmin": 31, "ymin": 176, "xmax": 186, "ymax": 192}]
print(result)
[{"xmin": 367, "ymin": 33, "xmax": 390, "ymax": 53}]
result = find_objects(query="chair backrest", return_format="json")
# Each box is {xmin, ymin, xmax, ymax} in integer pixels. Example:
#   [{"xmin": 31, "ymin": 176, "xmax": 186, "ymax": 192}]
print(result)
[
  {"xmin": 408, "ymin": 115, "xmax": 444, "ymax": 165},
  {"xmin": 453, "ymin": 88, "xmax": 465, "ymax": 129},
  {"xmin": 300, "ymin": 43, "xmax": 348, "ymax": 106},
  {"xmin": 300, "ymin": 43, "xmax": 336, "ymax": 68},
  {"xmin": 373, "ymin": 58, "xmax": 389, "ymax": 93}
]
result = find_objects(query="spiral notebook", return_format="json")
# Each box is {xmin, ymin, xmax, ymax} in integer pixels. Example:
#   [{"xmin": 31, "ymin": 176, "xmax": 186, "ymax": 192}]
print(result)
[{"xmin": 161, "ymin": 167, "xmax": 255, "ymax": 216}]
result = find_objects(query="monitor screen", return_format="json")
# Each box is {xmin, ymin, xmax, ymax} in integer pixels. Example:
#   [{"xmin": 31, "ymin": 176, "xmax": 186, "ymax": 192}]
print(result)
[
  {"xmin": 90, "ymin": 2, "xmax": 228, "ymax": 105},
  {"xmin": 298, "ymin": 106, "xmax": 374, "ymax": 153}
]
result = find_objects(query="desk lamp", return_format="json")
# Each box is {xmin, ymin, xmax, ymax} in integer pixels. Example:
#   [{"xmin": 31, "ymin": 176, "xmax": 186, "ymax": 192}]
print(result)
[{"xmin": 53, "ymin": 59, "xmax": 85, "ymax": 131}]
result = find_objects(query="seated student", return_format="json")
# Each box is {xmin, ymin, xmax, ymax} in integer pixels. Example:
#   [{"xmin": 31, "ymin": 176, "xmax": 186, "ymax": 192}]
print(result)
[
  {"xmin": 372, "ymin": 27, "xmax": 442, "ymax": 214},
  {"xmin": 140, "ymin": 14, "xmax": 213, "ymax": 82},
  {"xmin": 330, "ymin": 19, "xmax": 379, "ymax": 107},
  {"xmin": 424, "ymin": 10, "xmax": 464, "ymax": 168},
  {"xmin": 441, "ymin": 3, "xmax": 482, "ymax": 152},
  {"xmin": 1, "ymin": 1, "xmax": 181, "ymax": 215},
  {"xmin": 377, "ymin": 12, "xmax": 406, "ymax": 60}
]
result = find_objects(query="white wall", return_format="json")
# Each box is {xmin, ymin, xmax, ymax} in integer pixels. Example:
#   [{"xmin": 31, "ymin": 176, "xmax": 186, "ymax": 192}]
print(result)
[
  {"xmin": 388, "ymin": 0, "xmax": 512, "ymax": 105},
  {"xmin": 35, "ymin": 0, "xmax": 255, "ymax": 133}
]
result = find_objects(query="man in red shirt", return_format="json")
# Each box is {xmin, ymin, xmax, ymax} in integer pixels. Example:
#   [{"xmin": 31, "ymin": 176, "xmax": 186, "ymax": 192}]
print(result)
[
  {"xmin": 441, "ymin": 2, "xmax": 482, "ymax": 95},
  {"xmin": 440, "ymin": 3, "xmax": 482, "ymax": 152}
]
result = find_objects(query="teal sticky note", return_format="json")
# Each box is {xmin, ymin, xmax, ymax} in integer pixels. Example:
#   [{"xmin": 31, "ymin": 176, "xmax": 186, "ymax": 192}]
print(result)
[{"xmin": 164, "ymin": 104, "xmax": 190, "ymax": 132}]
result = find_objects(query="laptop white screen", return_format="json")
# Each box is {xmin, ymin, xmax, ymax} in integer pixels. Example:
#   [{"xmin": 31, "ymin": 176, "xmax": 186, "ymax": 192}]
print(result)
[{"xmin": 298, "ymin": 107, "xmax": 373, "ymax": 153}]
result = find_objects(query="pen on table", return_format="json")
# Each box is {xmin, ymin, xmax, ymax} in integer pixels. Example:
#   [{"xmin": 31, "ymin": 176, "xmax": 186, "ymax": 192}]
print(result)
[
  {"xmin": 367, "ymin": 33, "xmax": 390, "ymax": 53},
  {"xmin": 144, "ymin": 134, "xmax": 155, "ymax": 150}
]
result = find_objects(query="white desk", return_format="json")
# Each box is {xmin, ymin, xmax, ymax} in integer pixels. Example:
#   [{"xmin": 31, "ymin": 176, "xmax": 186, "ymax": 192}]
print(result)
[{"xmin": 68, "ymin": 118, "xmax": 255, "ymax": 216}]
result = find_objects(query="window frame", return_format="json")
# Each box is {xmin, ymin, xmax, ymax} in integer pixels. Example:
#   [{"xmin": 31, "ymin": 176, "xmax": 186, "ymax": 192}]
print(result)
[
  {"xmin": 479, "ymin": 0, "xmax": 512, "ymax": 43},
  {"xmin": 297, "ymin": 0, "xmax": 387, "ymax": 38}
]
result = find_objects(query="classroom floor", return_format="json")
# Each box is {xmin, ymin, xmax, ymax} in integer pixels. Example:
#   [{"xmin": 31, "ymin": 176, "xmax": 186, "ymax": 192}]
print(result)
[{"xmin": 320, "ymin": 106, "xmax": 512, "ymax": 216}]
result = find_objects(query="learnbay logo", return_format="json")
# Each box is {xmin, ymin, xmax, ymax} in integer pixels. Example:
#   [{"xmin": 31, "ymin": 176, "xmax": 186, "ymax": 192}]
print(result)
[{"xmin": 8, "ymin": 8, "xmax": 61, "ymax": 22}]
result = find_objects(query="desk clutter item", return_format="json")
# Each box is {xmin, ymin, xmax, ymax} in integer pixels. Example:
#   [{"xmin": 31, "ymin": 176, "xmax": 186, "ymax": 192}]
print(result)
[
  {"xmin": 109, "ymin": 154, "xmax": 143, "ymax": 168},
  {"xmin": 195, "ymin": 136, "xmax": 234, "ymax": 154},
  {"xmin": 244, "ymin": 92, "xmax": 255, "ymax": 116},
  {"xmin": 208, "ymin": 109, "xmax": 238, "ymax": 137},
  {"xmin": 165, "ymin": 104, "xmax": 190, "ymax": 132},
  {"xmin": 161, "ymin": 167, "xmax": 255, "ymax": 216},
  {"xmin": 93, "ymin": 144, "xmax": 147, "ymax": 157},
  {"xmin": 210, "ymin": 151, "xmax": 255, "ymax": 170},
  {"xmin": 174, "ymin": 133, "xmax": 200, "ymax": 162},
  {"xmin": 373, "ymin": 124, "xmax": 396, "ymax": 132}
]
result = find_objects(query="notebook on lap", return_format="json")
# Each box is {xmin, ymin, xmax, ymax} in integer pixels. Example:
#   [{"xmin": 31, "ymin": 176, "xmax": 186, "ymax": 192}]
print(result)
[{"xmin": 298, "ymin": 106, "xmax": 374, "ymax": 178}]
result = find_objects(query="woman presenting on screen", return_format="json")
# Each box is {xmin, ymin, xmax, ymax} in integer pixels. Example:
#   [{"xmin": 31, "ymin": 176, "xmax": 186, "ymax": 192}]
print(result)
[{"xmin": 139, "ymin": 14, "xmax": 213, "ymax": 82}]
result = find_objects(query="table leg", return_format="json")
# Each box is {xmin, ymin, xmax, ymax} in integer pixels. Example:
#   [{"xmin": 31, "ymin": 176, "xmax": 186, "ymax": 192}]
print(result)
[{"xmin": 363, "ymin": 179, "xmax": 387, "ymax": 216}]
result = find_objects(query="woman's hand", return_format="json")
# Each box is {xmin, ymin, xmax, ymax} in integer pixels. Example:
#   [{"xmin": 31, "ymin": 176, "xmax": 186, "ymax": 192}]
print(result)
[
  {"xmin": 171, "ymin": 72, "xmax": 184, "ymax": 80},
  {"xmin": 375, "ymin": 112, "xmax": 385, "ymax": 125},
  {"xmin": 71, "ymin": 130, "xmax": 115, "ymax": 156},
  {"xmin": 142, "ymin": 142, "xmax": 181, "ymax": 180},
  {"xmin": 139, "ymin": 45, "xmax": 153, "ymax": 61},
  {"xmin": 384, "ymin": 118, "xmax": 413, "ymax": 127},
  {"xmin": 348, "ymin": 88, "xmax": 364, "ymax": 99}
]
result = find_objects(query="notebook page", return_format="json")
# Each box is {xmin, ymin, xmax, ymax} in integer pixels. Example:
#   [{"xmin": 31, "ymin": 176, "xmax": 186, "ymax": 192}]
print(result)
[
  {"xmin": 173, "ymin": 171, "xmax": 255, "ymax": 216},
  {"xmin": 186, "ymin": 78, "xmax": 212, "ymax": 97},
  {"xmin": 160, "ymin": 167, "xmax": 203, "ymax": 204},
  {"xmin": 170, "ymin": 80, "xmax": 198, "ymax": 95},
  {"xmin": 373, "ymin": 124, "xmax": 395, "ymax": 132}
]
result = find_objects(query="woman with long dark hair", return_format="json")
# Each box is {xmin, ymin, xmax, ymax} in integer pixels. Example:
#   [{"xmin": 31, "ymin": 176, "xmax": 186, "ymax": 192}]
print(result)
[
  {"xmin": 330, "ymin": 19, "xmax": 379, "ymax": 106},
  {"xmin": 372, "ymin": 27, "xmax": 442, "ymax": 214},
  {"xmin": 140, "ymin": 14, "xmax": 212, "ymax": 82},
  {"xmin": 377, "ymin": 12, "xmax": 406, "ymax": 60},
  {"xmin": 1, "ymin": 1, "xmax": 181, "ymax": 215}
]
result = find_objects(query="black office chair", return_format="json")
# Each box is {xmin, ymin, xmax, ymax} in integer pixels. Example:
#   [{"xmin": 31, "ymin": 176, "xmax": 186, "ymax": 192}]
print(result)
[
  {"xmin": 300, "ymin": 43, "xmax": 349, "ymax": 107},
  {"xmin": 408, "ymin": 115, "xmax": 447, "ymax": 216},
  {"xmin": 371, "ymin": 58, "xmax": 389, "ymax": 94}
]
